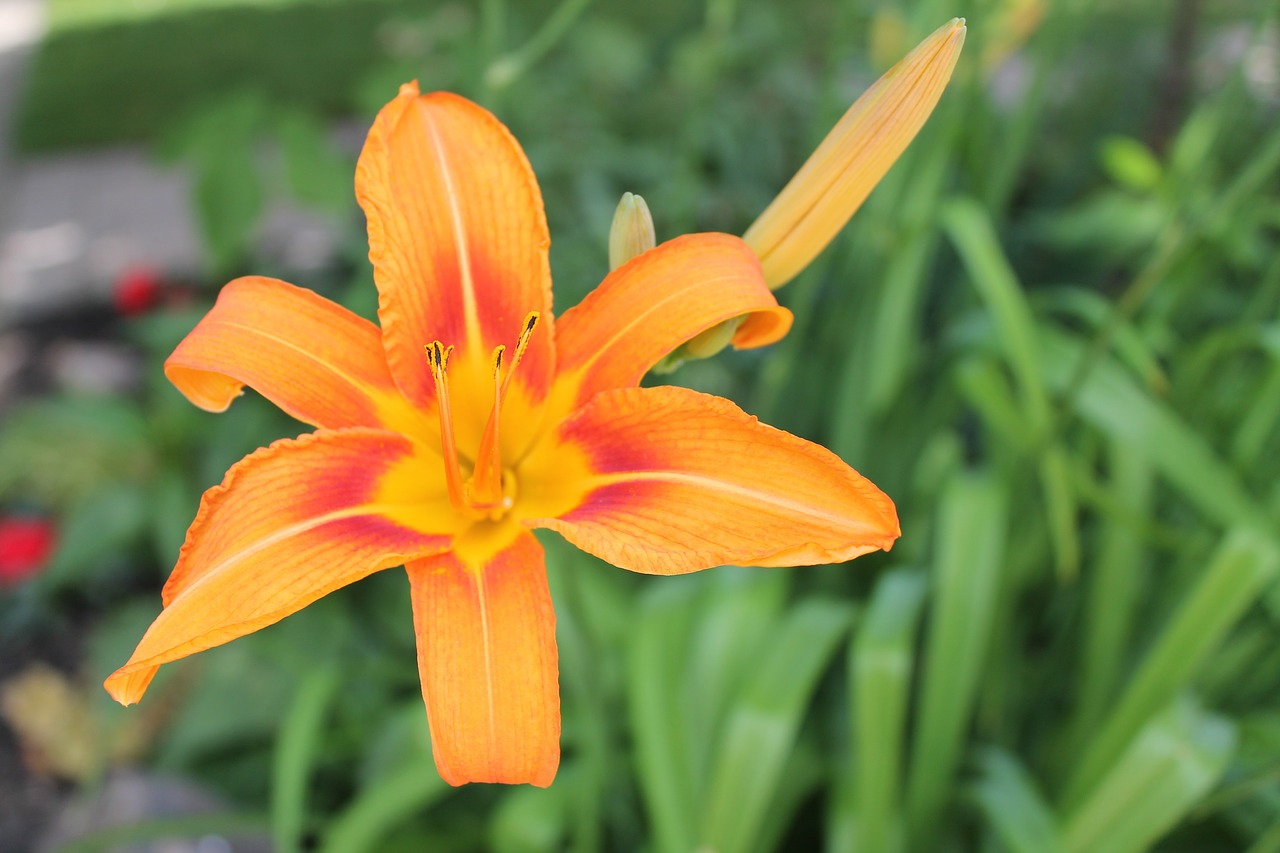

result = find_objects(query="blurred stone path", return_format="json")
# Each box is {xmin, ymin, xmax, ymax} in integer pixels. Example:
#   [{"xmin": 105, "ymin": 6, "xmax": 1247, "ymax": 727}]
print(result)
[
  {"xmin": 0, "ymin": 0, "xmax": 347, "ymax": 328},
  {"xmin": 0, "ymin": 0, "xmax": 207, "ymax": 323}
]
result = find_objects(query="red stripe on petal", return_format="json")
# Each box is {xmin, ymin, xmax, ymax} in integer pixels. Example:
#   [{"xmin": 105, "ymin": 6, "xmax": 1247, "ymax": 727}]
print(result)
[
  {"xmin": 104, "ymin": 429, "xmax": 455, "ymax": 707},
  {"xmin": 357, "ymin": 90, "xmax": 554, "ymax": 418},
  {"xmin": 530, "ymin": 386, "xmax": 900, "ymax": 574}
]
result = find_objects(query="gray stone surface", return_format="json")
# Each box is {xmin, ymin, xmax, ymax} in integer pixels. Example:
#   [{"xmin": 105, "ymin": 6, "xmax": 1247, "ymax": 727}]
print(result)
[
  {"xmin": 0, "ymin": 0, "xmax": 347, "ymax": 326},
  {"xmin": 1, "ymin": 149, "xmax": 201, "ymax": 320}
]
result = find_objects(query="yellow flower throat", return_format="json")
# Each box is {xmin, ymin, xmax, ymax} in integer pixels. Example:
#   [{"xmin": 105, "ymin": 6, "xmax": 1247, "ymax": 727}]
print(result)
[{"xmin": 425, "ymin": 312, "xmax": 540, "ymax": 522}]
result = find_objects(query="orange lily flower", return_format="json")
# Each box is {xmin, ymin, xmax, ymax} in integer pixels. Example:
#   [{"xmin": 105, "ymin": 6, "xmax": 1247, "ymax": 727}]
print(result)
[{"xmin": 104, "ymin": 83, "xmax": 900, "ymax": 787}]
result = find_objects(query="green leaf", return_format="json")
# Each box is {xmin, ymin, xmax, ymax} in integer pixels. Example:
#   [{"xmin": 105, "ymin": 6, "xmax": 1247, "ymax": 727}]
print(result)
[
  {"xmin": 1040, "ymin": 328, "xmax": 1267, "ymax": 531},
  {"xmin": 196, "ymin": 138, "xmax": 264, "ymax": 273},
  {"xmin": 1068, "ymin": 440, "xmax": 1154, "ymax": 744},
  {"xmin": 906, "ymin": 468, "xmax": 1008, "ymax": 843},
  {"xmin": 683, "ymin": 571, "xmax": 789, "ymax": 790},
  {"xmin": 1062, "ymin": 698, "xmax": 1236, "ymax": 853},
  {"xmin": 0, "ymin": 397, "xmax": 153, "ymax": 510},
  {"xmin": 40, "ymin": 484, "xmax": 149, "ymax": 592},
  {"xmin": 1100, "ymin": 136, "xmax": 1163, "ymax": 192},
  {"xmin": 275, "ymin": 108, "xmax": 354, "ymax": 213},
  {"xmin": 171, "ymin": 91, "xmax": 267, "ymax": 273},
  {"xmin": 318, "ymin": 761, "xmax": 451, "ymax": 853},
  {"xmin": 944, "ymin": 198, "xmax": 1079, "ymax": 578},
  {"xmin": 844, "ymin": 568, "xmax": 928, "ymax": 853},
  {"xmin": 628, "ymin": 578, "xmax": 703, "ymax": 853},
  {"xmin": 490, "ymin": 775, "xmax": 569, "ymax": 853},
  {"xmin": 700, "ymin": 598, "xmax": 854, "ymax": 853},
  {"xmin": 971, "ymin": 748, "xmax": 1065, "ymax": 853},
  {"xmin": 272, "ymin": 666, "xmax": 340, "ymax": 853},
  {"xmin": 149, "ymin": 468, "xmax": 197, "ymax": 564},
  {"xmin": 1061, "ymin": 527, "xmax": 1280, "ymax": 809}
]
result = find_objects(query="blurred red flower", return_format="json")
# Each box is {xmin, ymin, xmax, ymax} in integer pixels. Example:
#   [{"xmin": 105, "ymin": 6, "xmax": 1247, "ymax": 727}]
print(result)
[
  {"xmin": 114, "ymin": 268, "xmax": 162, "ymax": 316},
  {"xmin": 0, "ymin": 517, "xmax": 55, "ymax": 586}
]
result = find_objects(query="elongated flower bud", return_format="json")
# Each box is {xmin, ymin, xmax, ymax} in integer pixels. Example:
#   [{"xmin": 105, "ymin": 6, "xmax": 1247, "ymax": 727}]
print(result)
[
  {"xmin": 743, "ymin": 18, "xmax": 966, "ymax": 289},
  {"xmin": 609, "ymin": 192, "xmax": 656, "ymax": 270}
]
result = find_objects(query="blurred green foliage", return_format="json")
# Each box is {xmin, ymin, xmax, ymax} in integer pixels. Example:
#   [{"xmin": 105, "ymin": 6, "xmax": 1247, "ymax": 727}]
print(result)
[{"xmin": 4, "ymin": 0, "xmax": 1280, "ymax": 850}]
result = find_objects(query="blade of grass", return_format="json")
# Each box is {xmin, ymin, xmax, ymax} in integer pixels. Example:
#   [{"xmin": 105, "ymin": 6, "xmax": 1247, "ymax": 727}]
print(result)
[
  {"xmin": 943, "ymin": 196, "xmax": 1079, "ymax": 579},
  {"xmin": 1067, "ymin": 439, "xmax": 1154, "ymax": 745},
  {"xmin": 699, "ymin": 598, "xmax": 855, "ymax": 853},
  {"xmin": 759, "ymin": 740, "xmax": 825, "ymax": 853},
  {"xmin": 849, "ymin": 568, "xmax": 928, "ymax": 853},
  {"xmin": 1060, "ymin": 526, "xmax": 1280, "ymax": 810},
  {"xmin": 864, "ymin": 227, "xmax": 941, "ymax": 417},
  {"xmin": 905, "ymin": 468, "xmax": 1009, "ymax": 847},
  {"xmin": 971, "ymin": 747, "xmax": 1065, "ymax": 853},
  {"xmin": 482, "ymin": 0, "xmax": 595, "ymax": 93},
  {"xmin": 1232, "ymin": 352, "xmax": 1280, "ymax": 471},
  {"xmin": 684, "ymin": 571, "xmax": 789, "ymax": 793},
  {"xmin": 318, "ymin": 761, "xmax": 451, "ymax": 853},
  {"xmin": 628, "ymin": 578, "xmax": 703, "ymax": 853},
  {"xmin": 50, "ymin": 814, "xmax": 270, "ymax": 853},
  {"xmin": 1062, "ymin": 698, "xmax": 1236, "ymax": 853},
  {"xmin": 954, "ymin": 355, "xmax": 1034, "ymax": 452},
  {"xmin": 1247, "ymin": 819, "xmax": 1280, "ymax": 853},
  {"xmin": 272, "ymin": 665, "xmax": 339, "ymax": 853},
  {"xmin": 1040, "ymin": 328, "xmax": 1267, "ymax": 530},
  {"xmin": 863, "ymin": 95, "xmax": 959, "ymax": 416},
  {"xmin": 543, "ymin": 541, "xmax": 625, "ymax": 853}
]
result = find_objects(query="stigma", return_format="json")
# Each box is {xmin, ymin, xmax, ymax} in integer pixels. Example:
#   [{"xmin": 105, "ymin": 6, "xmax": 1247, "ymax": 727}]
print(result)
[{"xmin": 425, "ymin": 313, "xmax": 540, "ymax": 520}]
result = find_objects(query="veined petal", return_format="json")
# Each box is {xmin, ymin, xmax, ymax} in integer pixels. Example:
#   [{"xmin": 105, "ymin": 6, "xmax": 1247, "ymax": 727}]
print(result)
[
  {"xmin": 407, "ymin": 525, "xmax": 559, "ymax": 786},
  {"xmin": 743, "ymin": 18, "xmax": 966, "ymax": 289},
  {"xmin": 526, "ymin": 386, "xmax": 899, "ymax": 574},
  {"xmin": 552, "ymin": 234, "xmax": 791, "ymax": 413},
  {"xmin": 166, "ymin": 276, "xmax": 430, "ymax": 436},
  {"xmin": 105, "ymin": 429, "xmax": 456, "ymax": 706},
  {"xmin": 357, "ymin": 84, "xmax": 554, "ymax": 450}
]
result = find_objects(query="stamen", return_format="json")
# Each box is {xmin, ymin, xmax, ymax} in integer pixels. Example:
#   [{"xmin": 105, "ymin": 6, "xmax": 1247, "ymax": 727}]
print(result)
[
  {"xmin": 502, "ymin": 312, "xmax": 541, "ymax": 399},
  {"xmin": 466, "ymin": 346, "xmax": 507, "ymax": 505},
  {"xmin": 425, "ymin": 341, "xmax": 467, "ymax": 511},
  {"xmin": 469, "ymin": 312, "xmax": 541, "ymax": 509}
]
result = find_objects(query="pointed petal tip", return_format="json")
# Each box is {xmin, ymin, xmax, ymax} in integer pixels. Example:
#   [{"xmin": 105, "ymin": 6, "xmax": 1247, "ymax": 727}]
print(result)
[{"xmin": 103, "ymin": 664, "xmax": 156, "ymax": 707}]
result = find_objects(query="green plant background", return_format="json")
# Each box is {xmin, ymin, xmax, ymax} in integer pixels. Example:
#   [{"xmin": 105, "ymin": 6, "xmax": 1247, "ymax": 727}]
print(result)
[{"xmin": 3, "ymin": 0, "xmax": 1279, "ymax": 850}]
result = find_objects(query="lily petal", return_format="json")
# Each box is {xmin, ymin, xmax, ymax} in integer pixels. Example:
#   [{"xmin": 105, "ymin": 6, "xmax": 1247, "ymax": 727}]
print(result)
[
  {"xmin": 407, "ymin": 525, "xmax": 559, "ymax": 787},
  {"xmin": 527, "ymin": 386, "xmax": 899, "ymax": 574},
  {"xmin": 166, "ymin": 276, "xmax": 429, "ymax": 435},
  {"xmin": 357, "ymin": 84, "xmax": 554, "ymax": 441},
  {"xmin": 553, "ymin": 233, "xmax": 791, "ymax": 412},
  {"xmin": 105, "ymin": 429, "xmax": 454, "ymax": 706},
  {"xmin": 743, "ymin": 18, "xmax": 966, "ymax": 289}
]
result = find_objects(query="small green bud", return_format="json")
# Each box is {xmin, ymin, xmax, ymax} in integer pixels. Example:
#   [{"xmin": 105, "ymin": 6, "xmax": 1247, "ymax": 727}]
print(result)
[
  {"xmin": 608, "ymin": 192, "xmax": 656, "ymax": 270},
  {"xmin": 651, "ymin": 316, "xmax": 745, "ymax": 374},
  {"xmin": 684, "ymin": 315, "xmax": 743, "ymax": 359}
]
